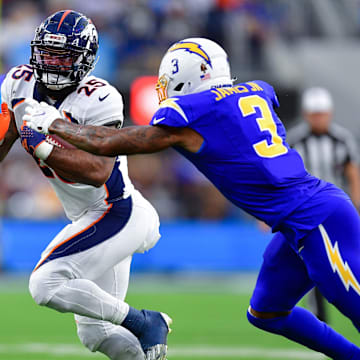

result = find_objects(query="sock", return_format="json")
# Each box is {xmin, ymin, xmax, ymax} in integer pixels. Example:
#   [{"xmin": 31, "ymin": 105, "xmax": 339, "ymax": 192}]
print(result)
[
  {"xmin": 121, "ymin": 307, "xmax": 146, "ymax": 338},
  {"xmin": 247, "ymin": 306, "xmax": 360, "ymax": 360}
]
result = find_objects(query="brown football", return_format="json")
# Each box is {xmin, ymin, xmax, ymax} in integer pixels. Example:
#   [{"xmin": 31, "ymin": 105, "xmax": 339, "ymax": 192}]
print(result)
[{"xmin": 46, "ymin": 134, "xmax": 76, "ymax": 149}]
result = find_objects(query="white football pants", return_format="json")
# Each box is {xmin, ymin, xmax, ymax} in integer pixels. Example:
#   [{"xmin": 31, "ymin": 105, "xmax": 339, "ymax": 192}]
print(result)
[{"xmin": 29, "ymin": 190, "xmax": 160, "ymax": 358}]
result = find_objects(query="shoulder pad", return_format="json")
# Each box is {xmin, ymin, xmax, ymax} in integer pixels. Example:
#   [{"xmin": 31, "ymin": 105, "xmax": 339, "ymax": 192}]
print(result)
[
  {"xmin": 150, "ymin": 96, "xmax": 191, "ymax": 127},
  {"xmin": 73, "ymin": 76, "xmax": 124, "ymax": 127},
  {"xmin": 252, "ymin": 80, "xmax": 280, "ymax": 108}
]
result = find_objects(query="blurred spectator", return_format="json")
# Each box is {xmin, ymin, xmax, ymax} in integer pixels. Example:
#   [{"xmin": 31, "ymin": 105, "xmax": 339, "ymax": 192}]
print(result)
[{"xmin": 287, "ymin": 86, "xmax": 360, "ymax": 324}]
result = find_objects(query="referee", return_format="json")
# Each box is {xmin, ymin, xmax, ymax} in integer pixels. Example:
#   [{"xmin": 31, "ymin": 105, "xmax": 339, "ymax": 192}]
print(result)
[{"xmin": 287, "ymin": 87, "xmax": 360, "ymax": 323}]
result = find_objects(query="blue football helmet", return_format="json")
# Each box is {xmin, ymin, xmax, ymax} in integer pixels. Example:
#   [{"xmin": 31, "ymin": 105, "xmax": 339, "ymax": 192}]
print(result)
[{"xmin": 30, "ymin": 10, "xmax": 98, "ymax": 90}]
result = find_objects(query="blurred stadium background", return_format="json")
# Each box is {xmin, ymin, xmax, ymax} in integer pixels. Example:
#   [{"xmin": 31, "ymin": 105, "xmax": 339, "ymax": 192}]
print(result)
[{"xmin": 0, "ymin": 0, "xmax": 360, "ymax": 359}]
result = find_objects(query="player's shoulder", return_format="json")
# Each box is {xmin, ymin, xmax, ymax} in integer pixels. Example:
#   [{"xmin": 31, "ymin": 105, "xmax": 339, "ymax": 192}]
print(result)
[
  {"xmin": 71, "ymin": 75, "xmax": 123, "ymax": 112},
  {"xmin": 2, "ymin": 64, "xmax": 35, "ymax": 109},
  {"xmin": 150, "ymin": 92, "xmax": 200, "ymax": 127},
  {"xmin": 3, "ymin": 64, "xmax": 34, "ymax": 87},
  {"xmin": 71, "ymin": 75, "xmax": 124, "ymax": 126},
  {"xmin": 75, "ymin": 75, "xmax": 122, "ymax": 101},
  {"xmin": 240, "ymin": 80, "xmax": 279, "ymax": 107}
]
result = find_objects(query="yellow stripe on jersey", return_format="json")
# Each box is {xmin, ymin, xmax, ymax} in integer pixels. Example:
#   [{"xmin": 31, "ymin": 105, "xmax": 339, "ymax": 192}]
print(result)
[
  {"xmin": 320, "ymin": 224, "xmax": 360, "ymax": 296},
  {"xmin": 159, "ymin": 97, "xmax": 188, "ymax": 123}
]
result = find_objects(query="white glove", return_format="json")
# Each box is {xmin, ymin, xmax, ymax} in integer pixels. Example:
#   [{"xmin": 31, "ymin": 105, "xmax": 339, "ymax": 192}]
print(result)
[{"xmin": 23, "ymin": 99, "xmax": 62, "ymax": 135}]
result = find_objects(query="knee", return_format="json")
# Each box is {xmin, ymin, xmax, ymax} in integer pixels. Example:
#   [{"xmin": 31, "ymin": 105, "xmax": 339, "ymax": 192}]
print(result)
[
  {"xmin": 247, "ymin": 306, "xmax": 291, "ymax": 332},
  {"xmin": 29, "ymin": 269, "xmax": 51, "ymax": 306},
  {"xmin": 29, "ymin": 265, "xmax": 68, "ymax": 307}
]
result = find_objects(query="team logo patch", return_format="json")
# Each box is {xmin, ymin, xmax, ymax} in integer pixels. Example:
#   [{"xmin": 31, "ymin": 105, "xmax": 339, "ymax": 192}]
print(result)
[
  {"xmin": 169, "ymin": 41, "xmax": 212, "ymax": 68},
  {"xmin": 159, "ymin": 98, "xmax": 188, "ymax": 123},
  {"xmin": 320, "ymin": 224, "xmax": 360, "ymax": 296}
]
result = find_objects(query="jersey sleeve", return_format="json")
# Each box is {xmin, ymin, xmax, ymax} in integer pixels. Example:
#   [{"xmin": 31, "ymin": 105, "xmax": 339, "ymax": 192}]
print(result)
[
  {"xmin": 150, "ymin": 96, "xmax": 191, "ymax": 127},
  {"xmin": 0, "ymin": 74, "xmax": 6, "ymax": 105},
  {"xmin": 1, "ymin": 69, "xmax": 16, "ymax": 110},
  {"xmin": 253, "ymin": 80, "xmax": 280, "ymax": 108},
  {"xmin": 84, "ymin": 83, "xmax": 124, "ymax": 128}
]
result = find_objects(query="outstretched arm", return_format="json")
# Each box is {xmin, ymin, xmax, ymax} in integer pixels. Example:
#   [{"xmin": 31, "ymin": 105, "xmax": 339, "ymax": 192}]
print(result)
[
  {"xmin": 24, "ymin": 99, "xmax": 204, "ymax": 156},
  {"xmin": 49, "ymin": 119, "xmax": 183, "ymax": 156}
]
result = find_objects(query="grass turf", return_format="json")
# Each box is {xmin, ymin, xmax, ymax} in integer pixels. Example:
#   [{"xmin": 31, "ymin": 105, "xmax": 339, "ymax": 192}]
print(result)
[{"xmin": 0, "ymin": 285, "xmax": 357, "ymax": 360}]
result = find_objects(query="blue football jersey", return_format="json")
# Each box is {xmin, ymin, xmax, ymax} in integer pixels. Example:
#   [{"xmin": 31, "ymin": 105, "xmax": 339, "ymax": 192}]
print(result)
[{"xmin": 150, "ymin": 80, "xmax": 347, "ymax": 248}]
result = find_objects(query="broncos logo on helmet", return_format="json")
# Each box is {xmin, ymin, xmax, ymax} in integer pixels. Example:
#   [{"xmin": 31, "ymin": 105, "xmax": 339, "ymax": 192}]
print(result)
[{"xmin": 30, "ymin": 10, "xmax": 98, "ymax": 90}]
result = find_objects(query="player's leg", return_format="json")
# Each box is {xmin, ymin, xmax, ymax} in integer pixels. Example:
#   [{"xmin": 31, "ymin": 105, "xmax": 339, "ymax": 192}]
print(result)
[
  {"xmin": 307, "ymin": 287, "xmax": 327, "ymax": 322},
  {"xmin": 76, "ymin": 256, "xmax": 144, "ymax": 360},
  {"xmin": 29, "ymin": 191, "xmax": 171, "ymax": 358},
  {"xmin": 300, "ymin": 198, "xmax": 360, "ymax": 332},
  {"xmin": 247, "ymin": 232, "xmax": 360, "ymax": 360}
]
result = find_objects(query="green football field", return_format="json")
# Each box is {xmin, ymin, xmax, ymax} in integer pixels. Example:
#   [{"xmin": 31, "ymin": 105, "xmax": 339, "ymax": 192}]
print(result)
[{"xmin": 0, "ymin": 274, "xmax": 357, "ymax": 360}]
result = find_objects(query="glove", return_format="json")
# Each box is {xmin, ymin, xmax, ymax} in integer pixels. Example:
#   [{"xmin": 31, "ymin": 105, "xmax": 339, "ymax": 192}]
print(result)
[
  {"xmin": 0, "ymin": 103, "xmax": 10, "ymax": 141},
  {"xmin": 20, "ymin": 123, "xmax": 53, "ymax": 160},
  {"xmin": 23, "ymin": 99, "xmax": 62, "ymax": 134}
]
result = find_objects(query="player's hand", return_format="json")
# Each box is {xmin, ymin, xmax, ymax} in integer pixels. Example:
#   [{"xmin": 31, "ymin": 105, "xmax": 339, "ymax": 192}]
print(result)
[
  {"xmin": 20, "ymin": 122, "xmax": 46, "ymax": 157},
  {"xmin": 20, "ymin": 122, "xmax": 53, "ymax": 160},
  {"xmin": 23, "ymin": 99, "xmax": 62, "ymax": 134},
  {"xmin": 0, "ymin": 103, "xmax": 11, "ymax": 141}
]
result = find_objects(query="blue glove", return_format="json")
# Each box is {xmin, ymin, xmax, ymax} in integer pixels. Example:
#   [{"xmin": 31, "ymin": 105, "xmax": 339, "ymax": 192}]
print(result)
[{"xmin": 20, "ymin": 123, "xmax": 46, "ymax": 157}]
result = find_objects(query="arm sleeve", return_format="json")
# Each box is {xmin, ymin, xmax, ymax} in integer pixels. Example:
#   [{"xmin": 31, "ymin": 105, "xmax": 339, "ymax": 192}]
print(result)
[{"xmin": 1, "ymin": 71, "xmax": 13, "ymax": 109}]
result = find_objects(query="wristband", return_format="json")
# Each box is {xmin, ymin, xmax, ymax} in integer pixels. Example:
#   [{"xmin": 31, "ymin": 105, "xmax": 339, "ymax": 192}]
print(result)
[{"xmin": 34, "ymin": 141, "xmax": 54, "ymax": 160}]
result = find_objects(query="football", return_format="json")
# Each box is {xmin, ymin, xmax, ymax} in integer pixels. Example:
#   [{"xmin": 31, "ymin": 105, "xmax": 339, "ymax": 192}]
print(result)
[{"xmin": 46, "ymin": 134, "xmax": 76, "ymax": 149}]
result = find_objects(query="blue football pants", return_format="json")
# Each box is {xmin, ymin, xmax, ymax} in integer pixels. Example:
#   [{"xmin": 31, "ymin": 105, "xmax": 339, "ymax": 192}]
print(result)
[{"xmin": 251, "ymin": 197, "xmax": 360, "ymax": 331}]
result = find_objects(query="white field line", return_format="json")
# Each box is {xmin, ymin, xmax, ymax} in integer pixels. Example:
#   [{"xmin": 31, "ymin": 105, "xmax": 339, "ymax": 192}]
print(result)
[{"xmin": 0, "ymin": 343, "xmax": 326, "ymax": 359}]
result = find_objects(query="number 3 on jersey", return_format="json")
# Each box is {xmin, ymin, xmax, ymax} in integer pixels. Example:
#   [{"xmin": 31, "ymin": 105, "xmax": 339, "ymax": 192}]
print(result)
[{"xmin": 239, "ymin": 95, "xmax": 288, "ymax": 158}]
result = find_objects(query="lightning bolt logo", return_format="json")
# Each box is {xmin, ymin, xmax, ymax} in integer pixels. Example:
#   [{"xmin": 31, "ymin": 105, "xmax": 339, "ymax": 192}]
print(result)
[
  {"xmin": 320, "ymin": 224, "xmax": 360, "ymax": 295},
  {"xmin": 169, "ymin": 41, "xmax": 212, "ymax": 67},
  {"xmin": 159, "ymin": 98, "xmax": 188, "ymax": 123}
]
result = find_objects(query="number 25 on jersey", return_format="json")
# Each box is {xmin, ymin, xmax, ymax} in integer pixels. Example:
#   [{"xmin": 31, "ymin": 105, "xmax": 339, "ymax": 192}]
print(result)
[{"xmin": 239, "ymin": 95, "xmax": 288, "ymax": 158}]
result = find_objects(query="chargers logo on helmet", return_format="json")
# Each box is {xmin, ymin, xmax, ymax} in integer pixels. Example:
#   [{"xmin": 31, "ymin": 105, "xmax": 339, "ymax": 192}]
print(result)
[{"xmin": 168, "ymin": 41, "xmax": 212, "ymax": 68}]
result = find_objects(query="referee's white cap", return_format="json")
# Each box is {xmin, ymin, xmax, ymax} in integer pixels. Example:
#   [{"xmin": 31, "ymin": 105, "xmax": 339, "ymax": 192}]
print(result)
[{"xmin": 302, "ymin": 87, "xmax": 333, "ymax": 113}]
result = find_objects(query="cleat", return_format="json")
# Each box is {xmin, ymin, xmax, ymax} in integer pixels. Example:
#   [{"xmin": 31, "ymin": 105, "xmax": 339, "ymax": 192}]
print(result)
[
  {"xmin": 145, "ymin": 344, "xmax": 168, "ymax": 360},
  {"xmin": 138, "ymin": 310, "xmax": 173, "ymax": 360}
]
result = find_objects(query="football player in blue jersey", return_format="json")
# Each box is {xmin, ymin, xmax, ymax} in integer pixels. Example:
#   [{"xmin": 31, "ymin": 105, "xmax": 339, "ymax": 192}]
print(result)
[{"xmin": 24, "ymin": 37, "xmax": 360, "ymax": 359}]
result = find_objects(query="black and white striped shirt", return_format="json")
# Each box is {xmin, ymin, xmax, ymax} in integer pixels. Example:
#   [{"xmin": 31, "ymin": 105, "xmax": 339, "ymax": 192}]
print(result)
[{"xmin": 287, "ymin": 122, "xmax": 359, "ymax": 190}]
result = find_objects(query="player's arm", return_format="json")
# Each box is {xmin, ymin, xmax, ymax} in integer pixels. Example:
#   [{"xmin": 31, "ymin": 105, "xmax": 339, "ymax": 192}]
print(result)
[
  {"xmin": 20, "ymin": 123, "xmax": 116, "ymax": 187},
  {"xmin": 45, "ymin": 146, "xmax": 116, "ymax": 187},
  {"xmin": 0, "ymin": 108, "xmax": 19, "ymax": 162},
  {"xmin": 24, "ymin": 98, "xmax": 204, "ymax": 156},
  {"xmin": 49, "ymin": 120, "xmax": 201, "ymax": 156}
]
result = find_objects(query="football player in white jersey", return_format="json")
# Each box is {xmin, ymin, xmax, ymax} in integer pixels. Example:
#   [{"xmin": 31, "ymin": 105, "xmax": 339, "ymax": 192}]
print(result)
[{"xmin": 0, "ymin": 10, "xmax": 171, "ymax": 360}]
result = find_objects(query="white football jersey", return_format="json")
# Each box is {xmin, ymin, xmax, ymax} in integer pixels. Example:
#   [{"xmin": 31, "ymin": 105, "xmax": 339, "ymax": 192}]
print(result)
[{"xmin": 1, "ymin": 64, "xmax": 134, "ymax": 221}]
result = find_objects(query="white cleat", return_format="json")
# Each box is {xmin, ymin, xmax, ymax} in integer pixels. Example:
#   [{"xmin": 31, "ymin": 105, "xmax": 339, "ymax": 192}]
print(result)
[{"xmin": 145, "ymin": 344, "xmax": 168, "ymax": 360}]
